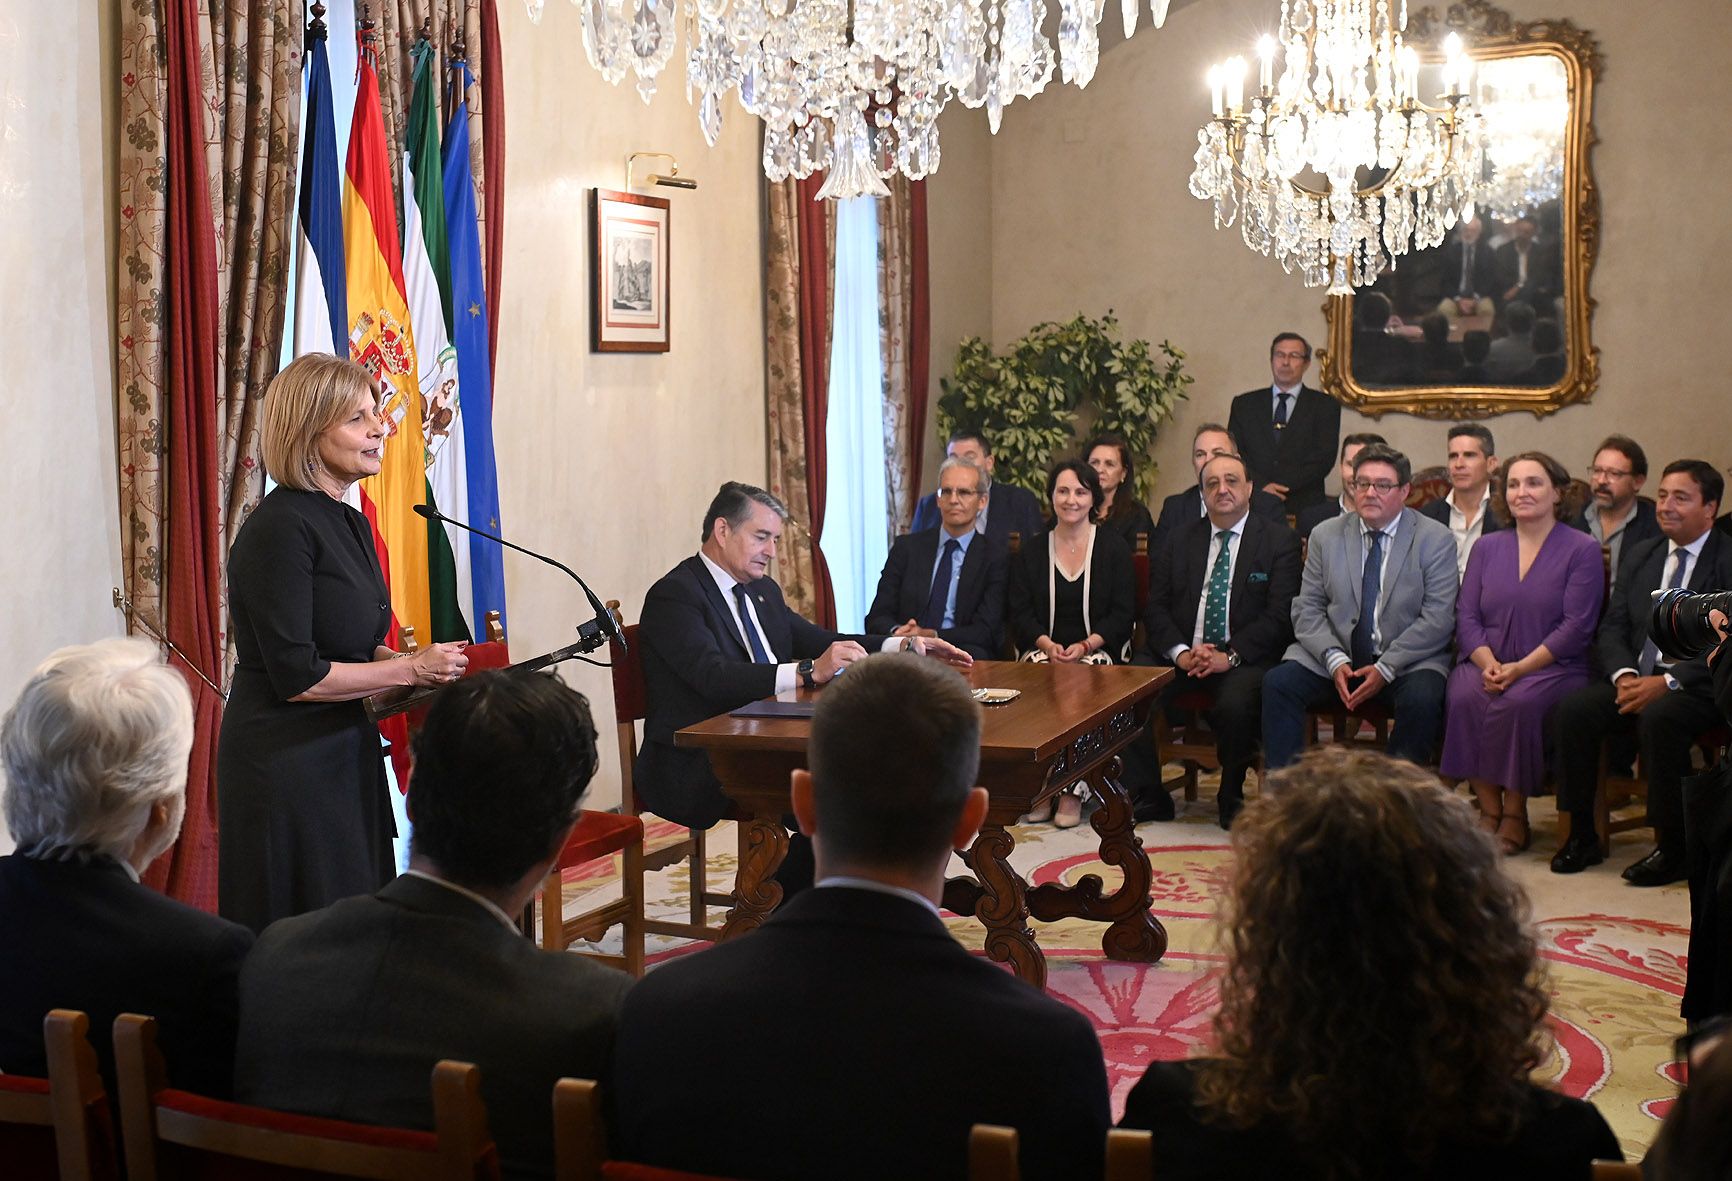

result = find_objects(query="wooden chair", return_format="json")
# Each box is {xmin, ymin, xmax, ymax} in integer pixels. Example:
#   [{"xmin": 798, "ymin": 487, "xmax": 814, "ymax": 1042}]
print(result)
[
  {"xmin": 114, "ymin": 1014, "xmax": 498, "ymax": 1181},
  {"xmin": 967, "ymin": 1124, "xmax": 1019, "ymax": 1180},
  {"xmin": 1591, "ymin": 1163, "xmax": 1643, "ymax": 1181},
  {"xmin": 1104, "ymin": 1129, "xmax": 1153, "ymax": 1181},
  {"xmin": 1558, "ymin": 724, "xmax": 1729, "ymax": 855},
  {"xmin": 1129, "ymin": 533, "xmax": 1151, "ymax": 653},
  {"xmin": 552, "ymin": 1078, "xmax": 742, "ymax": 1181},
  {"xmin": 0, "ymin": 1009, "xmax": 118, "ymax": 1181}
]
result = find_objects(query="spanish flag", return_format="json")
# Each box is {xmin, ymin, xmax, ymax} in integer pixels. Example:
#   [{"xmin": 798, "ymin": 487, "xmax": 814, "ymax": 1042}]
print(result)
[{"xmin": 345, "ymin": 33, "xmax": 431, "ymax": 644}]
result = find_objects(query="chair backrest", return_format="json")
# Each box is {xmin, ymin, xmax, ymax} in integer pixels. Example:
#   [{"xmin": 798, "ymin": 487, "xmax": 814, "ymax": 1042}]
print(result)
[
  {"xmin": 0, "ymin": 1009, "xmax": 118, "ymax": 1181},
  {"xmin": 967, "ymin": 1124, "xmax": 1020, "ymax": 1181},
  {"xmin": 1103, "ymin": 1128, "xmax": 1152, "ymax": 1181},
  {"xmin": 1590, "ymin": 1164, "xmax": 1642, "ymax": 1181},
  {"xmin": 606, "ymin": 601, "xmax": 648, "ymax": 814},
  {"xmin": 551, "ymin": 1078, "xmax": 747, "ymax": 1181},
  {"xmin": 1132, "ymin": 533, "xmax": 1151, "ymax": 616},
  {"xmin": 114, "ymin": 1014, "xmax": 499, "ymax": 1181}
]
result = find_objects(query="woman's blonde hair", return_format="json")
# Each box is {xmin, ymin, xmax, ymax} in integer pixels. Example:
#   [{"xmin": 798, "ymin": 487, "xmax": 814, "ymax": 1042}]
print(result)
[{"xmin": 261, "ymin": 353, "xmax": 378, "ymax": 491}]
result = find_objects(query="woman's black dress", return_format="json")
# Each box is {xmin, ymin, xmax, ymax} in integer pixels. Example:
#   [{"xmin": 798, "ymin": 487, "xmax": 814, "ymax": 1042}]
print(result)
[{"xmin": 217, "ymin": 487, "xmax": 396, "ymax": 933}]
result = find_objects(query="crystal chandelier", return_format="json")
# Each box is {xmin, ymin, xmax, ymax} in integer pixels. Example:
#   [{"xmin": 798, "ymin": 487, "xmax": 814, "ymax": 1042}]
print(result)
[
  {"xmin": 1188, "ymin": 0, "xmax": 1486, "ymax": 293},
  {"xmin": 526, "ymin": 0, "xmax": 1172, "ymax": 198},
  {"xmin": 1472, "ymin": 54, "xmax": 1566, "ymax": 221}
]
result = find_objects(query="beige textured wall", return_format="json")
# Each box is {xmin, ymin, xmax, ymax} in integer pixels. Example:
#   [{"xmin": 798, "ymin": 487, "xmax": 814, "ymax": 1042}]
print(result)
[
  {"xmin": 490, "ymin": 9, "xmax": 767, "ymax": 808},
  {"xmin": 933, "ymin": 0, "xmax": 1732, "ymax": 503},
  {"xmin": 924, "ymin": 104, "xmax": 996, "ymax": 485},
  {"xmin": 0, "ymin": 4, "xmax": 124, "ymax": 849}
]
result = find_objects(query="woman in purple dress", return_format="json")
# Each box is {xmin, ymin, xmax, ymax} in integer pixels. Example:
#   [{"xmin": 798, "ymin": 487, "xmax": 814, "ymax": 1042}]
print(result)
[{"xmin": 1440, "ymin": 452, "xmax": 1605, "ymax": 855}]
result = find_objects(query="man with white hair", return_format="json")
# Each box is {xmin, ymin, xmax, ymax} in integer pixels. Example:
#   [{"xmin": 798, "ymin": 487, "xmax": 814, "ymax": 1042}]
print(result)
[{"xmin": 0, "ymin": 638, "xmax": 254, "ymax": 1096}]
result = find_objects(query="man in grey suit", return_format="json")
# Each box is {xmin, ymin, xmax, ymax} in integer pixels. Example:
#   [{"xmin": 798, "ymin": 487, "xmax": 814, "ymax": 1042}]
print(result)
[
  {"xmin": 1262, "ymin": 444, "xmax": 1459, "ymax": 769},
  {"xmin": 235, "ymin": 670, "xmax": 631, "ymax": 1181}
]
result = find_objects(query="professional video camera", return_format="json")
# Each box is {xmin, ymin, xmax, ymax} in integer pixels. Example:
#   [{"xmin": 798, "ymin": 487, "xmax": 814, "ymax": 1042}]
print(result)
[{"xmin": 1650, "ymin": 587, "xmax": 1732, "ymax": 661}]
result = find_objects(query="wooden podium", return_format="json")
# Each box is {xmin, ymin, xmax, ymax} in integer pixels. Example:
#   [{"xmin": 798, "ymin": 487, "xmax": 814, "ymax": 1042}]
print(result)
[{"xmin": 676, "ymin": 659, "xmax": 1172, "ymax": 989}]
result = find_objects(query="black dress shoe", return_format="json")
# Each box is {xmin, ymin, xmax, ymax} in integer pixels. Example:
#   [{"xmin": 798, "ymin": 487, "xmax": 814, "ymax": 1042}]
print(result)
[
  {"xmin": 1622, "ymin": 847, "xmax": 1686, "ymax": 887},
  {"xmin": 1549, "ymin": 836, "xmax": 1604, "ymax": 875},
  {"xmin": 1217, "ymin": 795, "xmax": 1244, "ymax": 831},
  {"xmin": 1132, "ymin": 791, "xmax": 1176, "ymax": 823}
]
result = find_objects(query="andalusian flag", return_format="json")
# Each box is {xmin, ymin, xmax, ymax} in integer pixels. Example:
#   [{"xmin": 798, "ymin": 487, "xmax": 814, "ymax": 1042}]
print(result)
[
  {"xmin": 403, "ymin": 40, "xmax": 470, "ymax": 643},
  {"xmin": 292, "ymin": 18, "xmax": 345, "ymax": 357},
  {"xmin": 346, "ymin": 34, "xmax": 431, "ymax": 644}
]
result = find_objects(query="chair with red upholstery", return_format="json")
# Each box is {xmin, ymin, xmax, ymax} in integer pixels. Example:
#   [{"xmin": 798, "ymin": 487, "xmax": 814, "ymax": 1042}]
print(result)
[
  {"xmin": 0, "ymin": 1009, "xmax": 118, "ymax": 1181},
  {"xmin": 114, "ymin": 1013, "xmax": 498, "ymax": 1181}
]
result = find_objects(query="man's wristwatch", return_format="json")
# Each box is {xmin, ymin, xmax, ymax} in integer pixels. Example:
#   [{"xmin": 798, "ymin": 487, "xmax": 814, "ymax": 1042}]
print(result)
[
  {"xmin": 797, "ymin": 658, "xmax": 817, "ymax": 689},
  {"xmin": 1225, "ymin": 647, "xmax": 1242, "ymax": 669}
]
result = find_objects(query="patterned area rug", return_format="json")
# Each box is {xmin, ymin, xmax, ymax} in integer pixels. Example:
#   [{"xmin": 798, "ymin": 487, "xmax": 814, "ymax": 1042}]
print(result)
[{"xmin": 560, "ymin": 789, "xmax": 1691, "ymax": 1160}]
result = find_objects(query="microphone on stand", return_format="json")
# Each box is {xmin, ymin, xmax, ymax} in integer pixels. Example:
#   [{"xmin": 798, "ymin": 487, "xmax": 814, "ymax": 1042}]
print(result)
[{"xmin": 412, "ymin": 503, "xmax": 627, "ymax": 653}]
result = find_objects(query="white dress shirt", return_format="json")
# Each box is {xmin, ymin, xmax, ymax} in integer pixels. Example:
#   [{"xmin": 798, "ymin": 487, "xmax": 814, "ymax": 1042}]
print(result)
[
  {"xmin": 1446, "ymin": 488, "xmax": 1492, "ymax": 579},
  {"xmin": 815, "ymin": 875, "xmax": 941, "ymax": 918},
  {"xmin": 1169, "ymin": 511, "xmax": 1248, "ymax": 661},
  {"xmin": 1611, "ymin": 528, "xmax": 1710, "ymax": 688}
]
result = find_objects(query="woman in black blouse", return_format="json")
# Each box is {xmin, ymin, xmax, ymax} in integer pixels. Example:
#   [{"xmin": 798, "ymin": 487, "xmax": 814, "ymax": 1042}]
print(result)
[
  {"xmin": 1009, "ymin": 459, "xmax": 1135, "ymax": 826},
  {"xmin": 1086, "ymin": 433, "xmax": 1154, "ymax": 548},
  {"xmin": 217, "ymin": 353, "xmax": 468, "ymax": 932}
]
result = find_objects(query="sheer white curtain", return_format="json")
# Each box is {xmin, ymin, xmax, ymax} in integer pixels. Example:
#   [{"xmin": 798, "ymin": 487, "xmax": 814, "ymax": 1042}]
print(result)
[{"xmin": 823, "ymin": 197, "xmax": 890, "ymax": 632}]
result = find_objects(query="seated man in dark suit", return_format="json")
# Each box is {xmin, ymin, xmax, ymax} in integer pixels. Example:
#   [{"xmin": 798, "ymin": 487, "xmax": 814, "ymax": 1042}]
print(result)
[
  {"xmin": 1495, "ymin": 215, "xmax": 1561, "ymax": 311},
  {"xmin": 612, "ymin": 654, "xmax": 1110, "ymax": 1180},
  {"xmin": 910, "ymin": 428, "xmax": 1045, "ymax": 550},
  {"xmin": 1568, "ymin": 434, "xmax": 1660, "ymax": 590},
  {"xmin": 0, "ymin": 638, "xmax": 253, "ymax": 1098},
  {"xmin": 235, "ymin": 670, "xmax": 631, "ymax": 1180},
  {"xmin": 1227, "ymin": 332, "xmax": 1341, "ymax": 515},
  {"xmin": 1294, "ymin": 432, "xmax": 1385, "ymax": 539},
  {"xmin": 1151, "ymin": 422, "xmax": 1286, "ymax": 556},
  {"xmin": 1262, "ymin": 444, "xmax": 1459, "ymax": 769},
  {"xmin": 867, "ymin": 457, "xmax": 1008, "ymax": 659},
  {"xmin": 1138, "ymin": 454, "xmax": 1303, "ymax": 828},
  {"xmin": 1551, "ymin": 460, "xmax": 1732, "ymax": 885},
  {"xmin": 1418, "ymin": 422, "xmax": 1506, "ymax": 579}
]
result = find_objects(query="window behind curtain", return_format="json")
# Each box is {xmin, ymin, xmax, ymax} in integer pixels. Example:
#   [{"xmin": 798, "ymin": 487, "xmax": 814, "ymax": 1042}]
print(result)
[{"xmin": 823, "ymin": 197, "xmax": 890, "ymax": 633}]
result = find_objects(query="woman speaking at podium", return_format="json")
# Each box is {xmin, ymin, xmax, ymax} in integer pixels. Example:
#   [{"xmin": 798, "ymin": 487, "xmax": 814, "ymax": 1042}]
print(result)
[{"xmin": 217, "ymin": 353, "xmax": 468, "ymax": 933}]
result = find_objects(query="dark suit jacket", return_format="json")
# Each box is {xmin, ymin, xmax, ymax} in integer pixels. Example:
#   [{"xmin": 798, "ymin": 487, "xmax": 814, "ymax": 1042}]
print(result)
[
  {"xmin": 1007, "ymin": 527, "xmax": 1136, "ymax": 660},
  {"xmin": 911, "ymin": 480, "xmax": 1046, "ymax": 551},
  {"xmin": 1594, "ymin": 531, "xmax": 1732, "ymax": 690},
  {"xmin": 865, "ymin": 528, "xmax": 1007, "ymax": 659},
  {"xmin": 1495, "ymin": 239, "xmax": 1561, "ymax": 307},
  {"xmin": 1120, "ymin": 1060, "xmax": 1621, "ymax": 1180},
  {"xmin": 1295, "ymin": 497, "xmax": 1347, "ymax": 540},
  {"xmin": 1152, "ymin": 485, "xmax": 1286, "ymax": 558},
  {"xmin": 0, "ymin": 853, "xmax": 252, "ymax": 1098},
  {"xmin": 235, "ymin": 874, "xmax": 631, "ymax": 1181},
  {"xmin": 1227, "ymin": 385, "xmax": 1341, "ymax": 512},
  {"xmin": 1418, "ymin": 494, "xmax": 1510, "ymax": 540},
  {"xmin": 612, "ymin": 887, "xmax": 1109, "ymax": 1181},
  {"xmin": 1145, "ymin": 513, "xmax": 1302, "ymax": 668},
  {"xmin": 636, "ymin": 554, "xmax": 879, "ymax": 826},
  {"xmin": 1438, "ymin": 237, "xmax": 1501, "ymax": 299},
  {"xmin": 1683, "ymin": 639, "xmax": 1732, "ymax": 1021},
  {"xmin": 1570, "ymin": 498, "xmax": 1661, "ymax": 574}
]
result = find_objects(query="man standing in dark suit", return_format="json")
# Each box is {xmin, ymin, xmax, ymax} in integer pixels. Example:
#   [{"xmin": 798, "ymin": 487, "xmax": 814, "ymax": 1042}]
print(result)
[
  {"xmin": 1142, "ymin": 454, "xmax": 1302, "ymax": 828},
  {"xmin": 638, "ymin": 482, "xmax": 972, "ymax": 832},
  {"xmin": 235, "ymin": 670, "xmax": 632, "ymax": 1181},
  {"xmin": 1418, "ymin": 422, "xmax": 1507, "ymax": 579},
  {"xmin": 1227, "ymin": 332, "xmax": 1341, "ymax": 516},
  {"xmin": 1569, "ymin": 435, "xmax": 1660, "ymax": 591},
  {"xmin": 0, "ymin": 638, "xmax": 253, "ymax": 1098},
  {"xmin": 910, "ymin": 428, "xmax": 1045, "ymax": 550},
  {"xmin": 866, "ymin": 458, "xmax": 1007, "ymax": 659},
  {"xmin": 612, "ymin": 654, "xmax": 1110, "ymax": 1181},
  {"xmin": 1152, "ymin": 422, "xmax": 1286, "ymax": 557},
  {"xmin": 1295, "ymin": 432, "xmax": 1385, "ymax": 539},
  {"xmin": 1551, "ymin": 461, "xmax": 1732, "ymax": 884}
]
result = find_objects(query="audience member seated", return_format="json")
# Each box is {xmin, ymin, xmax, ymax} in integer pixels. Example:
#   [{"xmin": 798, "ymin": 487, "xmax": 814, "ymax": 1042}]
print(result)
[
  {"xmin": 1459, "ymin": 328, "xmax": 1494, "ymax": 383},
  {"xmin": 1151, "ymin": 423, "xmax": 1285, "ymax": 556},
  {"xmin": 1227, "ymin": 331, "xmax": 1340, "ymax": 515},
  {"xmin": 1496, "ymin": 215, "xmax": 1562, "ymax": 312},
  {"xmin": 0, "ymin": 637, "xmax": 253, "ymax": 1098},
  {"xmin": 1086, "ymin": 432, "xmax": 1155, "ymax": 547},
  {"xmin": 1551, "ymin": 460, "xmax": 1732, "ymax": 884},
  {"xmin": 1009, "ymin": 459, "xmax": 1136, "ymax": 827},
  {"xmin": 1119, "ymin": 747, "xmax": 1623, "ymax": 1180},
  {"xmin": 1434, "ymin": 215, "xmax": 1499, "ymax": 323},
  {"xmin": 611, "ymin": 654, "xmax": 1111, "ymax": 1181},
  {"xmin": 1486, "ymin": 300, "xmax": 1537, "ymax": 381},
  {"xmin": 1439, "ymin": 452, "xmax": 1605, "ymax": 857},
  {"xmin": 1568, "ymin": 434, "xmax": 1659, "ymax": 591},
  {"xmin": 235, "ymin": 669, "xmax": 631, "ymax": 1181},
  {"xmin": 911, "ymin": 428, "xmax": 1046, "ymax": 549},
  {"xmin": 1131, "ymin": 453, "xmax": 1302, "ymax": 829},
  {"xmin": 1419, "ymin": 311, "xmax": 1462, "ymax": 382},
  {"xmin": 1261, "ymin": 444, "xmax": 1458, "ymax": 769},
  {"xmin": 1294, "ymin": 432, "xmax": 1385, "ymax": 539},
  {"xmin": 1419, "ymin": 422, "xmax": 1506, "ymax": 579},
  {"xmin": 1522, "ymin": 319, "xmax": 1568, "ymax": 385},
  {"xmin": 1644, "ymin": 1023, "xmax": 1732, "ymax": 1179},
  {"xmin": 866, "ymin": 457, "xmax": 1007, "ymax": 660},
  {"xmin": 1351, "ymin": 291, "xmax": 1421, "ymax": 386}
]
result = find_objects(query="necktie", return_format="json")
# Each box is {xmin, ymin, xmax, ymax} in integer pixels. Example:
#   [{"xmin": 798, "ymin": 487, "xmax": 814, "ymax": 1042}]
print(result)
[
  {"xmin": 1350, "ymin": 529, "xmax": 1384, "ymax": 668},
  {"xmin": 921, "ymin": 538, "xmax": 961, "ymax": 630},
  {"xmin": 731, "ymin": 584, "xmax": 772, "ymax": 664},
  {"xmin": 1274, "ymin": 391, "xmax": 1290, "ymax": 431},
  {"xmin": 1201, "ymin": 531, "xmax": 1234, "ymax": 646},
  {"xmin": 1639, "ymin": 547, "xmax": 1689, "ymax": 674},
  {"xmin": 1459, "ymin": 244, "xmax": 1474, "ymax": 296}
]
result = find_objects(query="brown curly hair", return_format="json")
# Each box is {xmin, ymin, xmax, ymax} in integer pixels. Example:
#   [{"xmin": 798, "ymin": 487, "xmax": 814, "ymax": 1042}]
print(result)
[{"xmin": 1194, "ymin": 747, "xmax": 1549, "ymax": 1177}]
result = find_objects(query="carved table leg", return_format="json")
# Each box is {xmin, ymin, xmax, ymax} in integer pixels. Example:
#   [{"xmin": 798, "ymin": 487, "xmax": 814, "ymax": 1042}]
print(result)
[
  {"xmin": 721, "ymin": 811, "xmax": 788, "ymax": 940},
  {"xmin": 967, "ymin": 824, "xmax": 1045, "ymax": 990}
]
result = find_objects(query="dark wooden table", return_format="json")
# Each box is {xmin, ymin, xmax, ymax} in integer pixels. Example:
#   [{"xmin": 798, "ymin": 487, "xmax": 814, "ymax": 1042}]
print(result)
[{"xmin": 675, "ymin": 660, "xmax": 1172, "ymax": 989}]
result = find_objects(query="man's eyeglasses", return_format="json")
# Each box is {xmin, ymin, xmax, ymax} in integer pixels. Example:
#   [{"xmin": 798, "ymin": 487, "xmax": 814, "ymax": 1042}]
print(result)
[
  {"xmin": 1588, "ymin": 466, "xmax": 1633, "ymax": 480},
  {"xmin": 1348, "ymin": 479, "xmax": 1403, "ymax": 495},
  {"xmin": 1272, "ymin": 351, "xmax": 1310, "ymax": 363},
  {"xmin": 937, "ymin": 487, "xmax": 982, "ymax": 500}
]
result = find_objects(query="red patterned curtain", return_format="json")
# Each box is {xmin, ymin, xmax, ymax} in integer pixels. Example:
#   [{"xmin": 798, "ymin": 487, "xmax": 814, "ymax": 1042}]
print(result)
[{"xmin": 878, "ymin": 177, "xmax": 931, "ymax": 533}]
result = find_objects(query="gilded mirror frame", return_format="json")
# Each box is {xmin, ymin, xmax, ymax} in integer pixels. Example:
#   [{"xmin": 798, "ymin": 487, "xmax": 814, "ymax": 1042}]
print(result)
[{"xmin": 1317, "ymin": 0, "xmax": 1603, "ymax": 419}]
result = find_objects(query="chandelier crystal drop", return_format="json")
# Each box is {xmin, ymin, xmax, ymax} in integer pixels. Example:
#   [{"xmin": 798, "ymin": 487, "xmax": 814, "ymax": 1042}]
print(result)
[
  {"xmin": 525, "ymin": 0, "xmax": 1171, "ymax": 198},
  {"xmin": 1188, "ymin": 0, "xmax": 1488, "ymax": 293}
]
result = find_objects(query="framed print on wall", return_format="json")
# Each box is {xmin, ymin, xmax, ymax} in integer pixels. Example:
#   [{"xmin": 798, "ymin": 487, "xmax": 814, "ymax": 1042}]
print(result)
[{"xmin": 590, "ymin": 188, "xmax": 670, "ymax": 353}]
